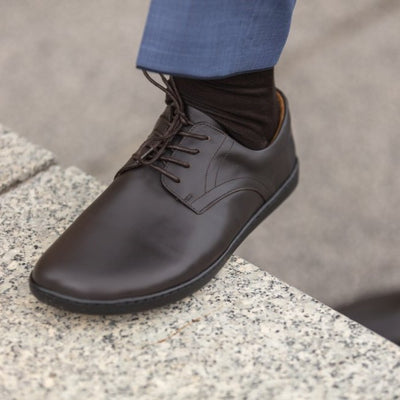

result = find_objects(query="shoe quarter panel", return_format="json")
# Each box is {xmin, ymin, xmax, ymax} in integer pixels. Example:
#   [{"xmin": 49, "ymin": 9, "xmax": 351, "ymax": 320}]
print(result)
[
  {"xmin": 161, "ymin": 123, "xmax": 227, "ymax": 211},
  {"xmin": 161, "ymin": 123, "xmax": 272, "ymax": 214}
]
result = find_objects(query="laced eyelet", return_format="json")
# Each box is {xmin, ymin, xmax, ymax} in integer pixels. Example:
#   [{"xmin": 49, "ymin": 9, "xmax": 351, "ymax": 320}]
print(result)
[{"xmin": 116, "ymin": 71, "xmax": 211, "ymax": 183}]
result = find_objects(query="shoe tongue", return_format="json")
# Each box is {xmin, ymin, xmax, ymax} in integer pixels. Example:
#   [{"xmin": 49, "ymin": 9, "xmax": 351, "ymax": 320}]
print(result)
[{"xmin": 185, "ymin": 105, "xmax": 225, "ymax": 131}]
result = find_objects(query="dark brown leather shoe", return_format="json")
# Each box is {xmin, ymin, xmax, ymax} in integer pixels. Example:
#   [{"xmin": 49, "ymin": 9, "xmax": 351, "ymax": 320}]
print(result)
[{"xmin": 30, "ymin": 72, "xmax": 299, "ymax": 314}]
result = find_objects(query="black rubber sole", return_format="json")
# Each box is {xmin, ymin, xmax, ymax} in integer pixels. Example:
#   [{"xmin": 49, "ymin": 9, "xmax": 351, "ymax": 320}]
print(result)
[{"xmin": 29, "ymin": 160, "xmax": 299, "ymax": 315}]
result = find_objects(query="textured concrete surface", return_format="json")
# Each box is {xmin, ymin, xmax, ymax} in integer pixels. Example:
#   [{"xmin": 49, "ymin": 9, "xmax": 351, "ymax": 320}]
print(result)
[
  {"xmin": 0, "ymin": 124, "xmax": 54, "ymax": 193},
  {"xmin": 0, "ymin": 1, "xmax": 399, "ymax": 307},
  {"xmin": 1, "ymin": 153, "xmax": 400, "ymax": 399}
]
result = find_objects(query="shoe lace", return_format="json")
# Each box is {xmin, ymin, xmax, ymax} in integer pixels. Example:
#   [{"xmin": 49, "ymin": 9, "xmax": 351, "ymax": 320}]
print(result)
[{"xmin": 115, "ymin": 70, "xmax": 209, "ymax": 183}]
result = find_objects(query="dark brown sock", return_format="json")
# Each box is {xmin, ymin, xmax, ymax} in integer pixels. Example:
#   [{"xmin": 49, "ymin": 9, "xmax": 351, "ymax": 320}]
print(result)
[{"xmin": 173, "ymin": 68, "xmax": 280, "ymax": 149}]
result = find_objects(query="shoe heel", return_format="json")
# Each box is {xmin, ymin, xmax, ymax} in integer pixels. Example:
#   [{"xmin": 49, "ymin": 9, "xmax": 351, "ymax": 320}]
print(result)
[{"xmin": 252, "ymin": 159, "xmax": 299, "ymax": 228}]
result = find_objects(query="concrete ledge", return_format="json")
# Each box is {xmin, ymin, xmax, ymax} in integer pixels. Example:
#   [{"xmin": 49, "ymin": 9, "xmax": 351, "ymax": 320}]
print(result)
[
  {"xmin": 1, "ymin": 131, "xmax": 400, "ymax": 399},
  {"xmin": 0, "ymin": 125, "xmax": 55, "ymax": 194}
]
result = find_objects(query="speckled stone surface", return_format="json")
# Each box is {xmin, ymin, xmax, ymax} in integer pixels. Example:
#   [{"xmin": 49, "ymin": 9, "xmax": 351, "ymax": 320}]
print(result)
[
  {"xmin": 1, "ymin": 163, "xmax": 400, "ymax": 399},
  {"xmin": 0, "ymin": 124, "xmax": 55, "ymax": 193}
]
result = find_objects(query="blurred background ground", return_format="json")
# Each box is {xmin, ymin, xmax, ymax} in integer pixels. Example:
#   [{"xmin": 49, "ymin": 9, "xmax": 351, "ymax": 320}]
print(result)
[{"xmin": 0, "ymin": 0, "xmax": 399, "ymax": 309}]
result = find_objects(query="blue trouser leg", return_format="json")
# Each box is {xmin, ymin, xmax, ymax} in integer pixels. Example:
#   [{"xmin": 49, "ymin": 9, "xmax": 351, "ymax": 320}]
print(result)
[{"xmin": 136, "ymin": 0, "xmax": 296, "ymax": 79}]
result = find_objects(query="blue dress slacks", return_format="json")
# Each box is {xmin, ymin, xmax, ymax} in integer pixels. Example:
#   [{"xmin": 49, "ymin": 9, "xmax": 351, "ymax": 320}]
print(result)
[{"xmin": 136, "ymin": 0, "xmax": 296, "ymax": 79}]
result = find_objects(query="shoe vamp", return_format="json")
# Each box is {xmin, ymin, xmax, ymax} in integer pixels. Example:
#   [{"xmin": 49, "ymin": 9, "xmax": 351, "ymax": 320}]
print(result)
[{"xmin": 33, "ymin": 166, "xmax": 264, "ymax": 300}]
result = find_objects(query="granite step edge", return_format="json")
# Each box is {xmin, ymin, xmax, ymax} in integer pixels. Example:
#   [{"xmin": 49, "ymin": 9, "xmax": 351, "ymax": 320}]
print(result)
[
  {"xmin": 5, "ymin": 161, "xmax": 400, "ymax": 353},
  {"xmin": 0, "ymin": 124, "xmax": 56, "ymax": 194}
]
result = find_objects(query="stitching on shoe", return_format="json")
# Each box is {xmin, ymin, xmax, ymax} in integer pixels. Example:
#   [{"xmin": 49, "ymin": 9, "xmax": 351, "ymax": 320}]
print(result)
[{"xmin": 215, "ymin": 139, "xmax": 234, "ymax": 187}]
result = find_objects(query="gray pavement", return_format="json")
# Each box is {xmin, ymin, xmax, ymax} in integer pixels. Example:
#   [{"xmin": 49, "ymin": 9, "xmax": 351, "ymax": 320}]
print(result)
[{"xmin": 1, "ymin": 0, "xmax": 399, "ymax": 307}]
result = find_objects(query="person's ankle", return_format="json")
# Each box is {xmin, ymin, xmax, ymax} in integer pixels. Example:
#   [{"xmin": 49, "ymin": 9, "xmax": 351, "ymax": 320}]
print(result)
[{"xmin": 173, "ymin": 68, "xmax": 280, "ymax": 149}]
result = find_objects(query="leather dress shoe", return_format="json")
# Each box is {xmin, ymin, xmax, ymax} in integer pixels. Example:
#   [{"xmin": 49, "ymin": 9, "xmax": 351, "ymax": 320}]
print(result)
[{"xmin": 30, "ymin": 72, "xmax": 299, "ymax": 314}]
